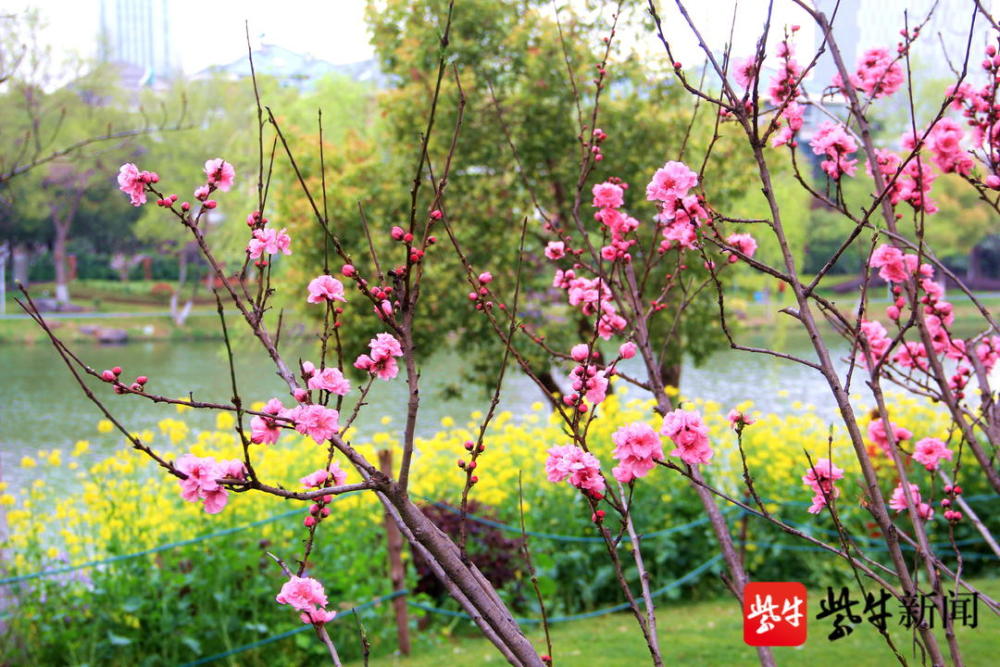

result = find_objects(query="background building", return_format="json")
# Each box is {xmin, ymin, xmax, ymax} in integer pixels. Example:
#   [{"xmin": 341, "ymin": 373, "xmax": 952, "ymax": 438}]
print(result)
[{"xmin": 98, "ymin": 0, "xmax": 178, "ymax": 88}]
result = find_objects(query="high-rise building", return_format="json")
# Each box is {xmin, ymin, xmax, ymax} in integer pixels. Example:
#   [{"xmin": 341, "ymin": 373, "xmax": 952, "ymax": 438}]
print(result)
[
  {"xmin": 813, "ymin": 0, "xmax": 995, "ymax": 89},
  {"xmin": 98, "ymin": 0, "xmax": 177, "ymax": 87}
]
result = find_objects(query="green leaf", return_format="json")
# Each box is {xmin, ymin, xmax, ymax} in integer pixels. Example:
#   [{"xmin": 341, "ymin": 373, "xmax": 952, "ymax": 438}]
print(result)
[
  {"xmin": 107, "ymin": 631, "xmax": 132, "ymax": 646},
  {"xmin": 180, "ymin": 637, "xmax": 201, "ymax": 654}
]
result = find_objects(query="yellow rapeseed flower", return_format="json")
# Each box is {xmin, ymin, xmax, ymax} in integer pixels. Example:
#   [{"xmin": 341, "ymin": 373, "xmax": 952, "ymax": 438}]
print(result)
[
  {"xmin": 216, "ymin": 412, "xmax": 236, "ymax": 430},
  {"xmin": 97, "ymin": 419, "xmax": 114, "ymax": 433}
]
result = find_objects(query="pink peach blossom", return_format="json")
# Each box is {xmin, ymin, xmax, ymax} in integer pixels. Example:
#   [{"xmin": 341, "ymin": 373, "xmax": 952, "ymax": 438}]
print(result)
[
  {"xmin": 583, "ymin": 369, "xmax": 609, "ymax": 405},
  {"xmin": 725, "ymin": 233, "xmax": 757, "ymax": 262},
  {"xmin": 545, "ymin": 241, "xmax": 566, "ymax": 259},
  {"xmin": 592, "ymin": 182, "xmax": 624, "ymax": 209},
  {"xmin": 117, "ymin": 163, "xmax": 150, "ymax": 206},
  {"xmin": 835, "ymin": 48, "xmax": 903, "ymax": 99},
  {"xmin": 802, "ymin": 458, "xmax": 844, "ymax": 514},
  {"xmin": 802, "ymin": 458, "xmax": 844, "ymax": 496},
  {"xmin": 287, "ymin": 404, "xmax": 340, "ymax": 444},
  {"xmin": 859, "ymin": 319, "xmax": 891, "ymax": 365},
  {"xmin": 912, "ymin": 437, "xmax": 953, "ymax": 471},
  {"xmin": 247, "ymin": 228, "xmax": 292, "ymax": 259},
  {"xmin": 545, "ymin": 444, "xmax": 606, "ymax": 495},
  {"xmin": 250, "ymin": 398, "xmax": 286, "ymax": 445},
  {"xmin": 300, "ymin": 461, "xmax": 348, "ymax": 488},
  {"xmin": 867, "ymin": 418, "xmax": 913, "ymax": 454},
  {"xmin": 354, "ymin": 333, "xmax": 404, "ymax": 381},
  {"xmin": 727, "ymin": 409, "xmax": 755, "ymax": 429},
  {"xmin": 661, "ymin": 409, "xmax": 712, "ymax": 465},
  {"xmin": 307, "ymin": 275, "xmax": 346, "ymax": 303},
  {"xmin": 889, "ymin": 482, "xmax": 933, "ymax": 519},
  {"xmin": 176, "ymin": 454, "xmax": 245, "ymax": 514},
  {"xmin": 276, "ymin": 575, "xmax": 329, "ymax": 614},
  {"xmin": 646, "ymin": 161, "xmax": 698, "ymax": 203},
  {"xmin": 307, "ymin": 366, "xmax": 351, "ymax": 396},
  {"xmin": 870, "ymin": 244, "xmax": 912, "ymax": 283},
  {"xmin": 892, "ymin": 341, "xmax": 929, "ymax": 370},
  {"xmin": 976, "ymin": 336, "xmax": 1000, "ymax": 372},
  {"xmin": 204, "ymin": 158, "xmax": 235, "ymax": 191},
  {"xmin": 733, "ymin": 55, "xmax": 758, "ymax": 89},
  {"xmin": 809, "ymin": 121, "xmax": 858, "ymax": 179},
  {"xmin": 301, "ymin": 608, "xmax": 337, "ymax": 624},
  {"xmin": 611, "ymin": 422, "xmax": 664, "ymax": 483}
]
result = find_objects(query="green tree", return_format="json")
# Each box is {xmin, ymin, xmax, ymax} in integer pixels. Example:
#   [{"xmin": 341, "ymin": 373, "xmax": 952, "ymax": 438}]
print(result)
[{"xmin": 275, "ymin": 0, "xmax": 763, "ymax": 396}]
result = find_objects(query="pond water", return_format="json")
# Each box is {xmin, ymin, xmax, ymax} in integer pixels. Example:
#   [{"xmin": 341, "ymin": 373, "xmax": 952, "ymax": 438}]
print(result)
[{"xmin": 1, "ymin": 319, "xmax": 859, "ymax": 494}]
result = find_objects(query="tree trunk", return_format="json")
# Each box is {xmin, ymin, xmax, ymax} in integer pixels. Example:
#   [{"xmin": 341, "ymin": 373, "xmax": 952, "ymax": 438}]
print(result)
[
  {"xmin": 49, "ymin": 187, "xmax": 85, "ymax": 305},
  {"xmin": 53, "ymin": 222, "xmax": 70, "ymax": 304},
  {"xmin": 967, "ymin": 244, "xmax": 979, "ymax": 284},
  {"xmin": 177, "ymin": 249, "xmax": 188, "ymax": 286},
  {"xmin": 379, "ymin": 450, "xmax": 411, "ymax": 655},
  {"xmin": 12, "ymin": 243, "xmax": 30, "ymax": 287},
  {"xmin": 536, "ymin": 370, "xmax": 562, "ymax": 406},
  {"xmin": 659, "ymin": 360, "xmax": 681, "ymax": 395},
  {"xmin": 385, "ymin": 484, "xmax": 543, "ymax": 666}
]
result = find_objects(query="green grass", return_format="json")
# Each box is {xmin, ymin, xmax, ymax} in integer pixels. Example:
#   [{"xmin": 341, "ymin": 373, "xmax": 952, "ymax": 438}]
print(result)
[
  {"xmin": 4, "ymin": 279, "xmax": 217, "ymax": 310},
  {"xmin": 354, "ymin": 579, "xmax": 1000, "ymax": 666},
  {"xmin": 1, "ymin": 280, "xmax": 232, "ymax": 343}
]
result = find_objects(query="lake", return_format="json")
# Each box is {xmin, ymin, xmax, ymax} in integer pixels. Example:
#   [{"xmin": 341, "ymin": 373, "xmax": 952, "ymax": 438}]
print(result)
[{"xmin": 0, "ymin": 317, "xmax": 864, "ymax": 494}]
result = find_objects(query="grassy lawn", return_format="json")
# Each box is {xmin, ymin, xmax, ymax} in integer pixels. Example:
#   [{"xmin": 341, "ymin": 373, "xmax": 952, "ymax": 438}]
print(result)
[
  {"xmin": 356, "ymin": 578, "xmax": 999, "ymax": 666},
  {"xmin": 1, "ymin": 280, "xmax": 231, "ymax": 343},
  {"xmin": 3, "ymin": 279, "xmax": 217, "ymax": 311},
  {"xmin": 729, "ymin": 289, "xmax": 998, "ymax": 341}
]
